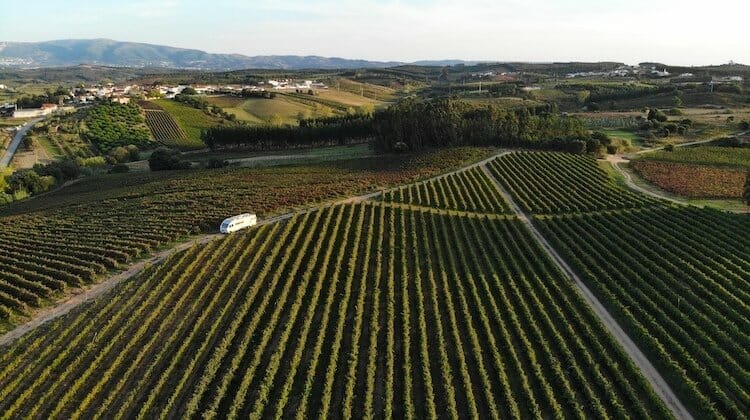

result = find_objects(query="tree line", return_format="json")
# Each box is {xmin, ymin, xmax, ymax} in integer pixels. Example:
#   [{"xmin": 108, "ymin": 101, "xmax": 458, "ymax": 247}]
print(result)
[
  {"xmin": 202, "ymin": 98, "xmax": 599, "ymax": 154},
  {"xmin": 372, "ymin": 98, "xmax": 594, "ymax": 153},
  {"xmin": 202, "ymin": 114, "xmax": 372, "ymax": 150}
]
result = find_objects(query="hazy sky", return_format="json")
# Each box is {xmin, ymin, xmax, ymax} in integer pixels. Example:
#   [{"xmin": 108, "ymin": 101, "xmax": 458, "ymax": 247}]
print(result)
[{"xmin": 2, "ymin": 0, "xmax": 748, "ymax": 65}]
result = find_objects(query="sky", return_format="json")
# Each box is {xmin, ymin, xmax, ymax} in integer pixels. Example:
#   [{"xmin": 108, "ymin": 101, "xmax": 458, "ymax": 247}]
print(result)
[{"xmin": 2, "ymin": 0, "xmax": 748, "ymax": 66}]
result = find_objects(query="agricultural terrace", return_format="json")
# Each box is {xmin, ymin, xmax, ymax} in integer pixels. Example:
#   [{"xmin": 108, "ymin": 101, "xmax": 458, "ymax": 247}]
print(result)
[
  {"xmin": 0, "ymin": 203, "xmax": 671, "ymax": 418},
  {"xmin": 83, "ymin": 102, "xmax": 152, "ymax": 152},
  {"xmin": 25, "ymin": 113, "xmax": 97, "ymax": 160},
  {"xmin": 152, "ymin": 99, "xmax": 222, "ymax": 148},
  {"xmin": 0, "ymin": 148, "xmax": 492, "ymax": 329},
  {"xmin": 537, "ymin": 207, "xmax": 750, "ymax": 419},
  {"xmin": 382, "ymin": 166, "xmax": 511, "ymax": 214},
  {"xmin": 488, "ymin": 152, "xmax": 660, "ymax": 214}
]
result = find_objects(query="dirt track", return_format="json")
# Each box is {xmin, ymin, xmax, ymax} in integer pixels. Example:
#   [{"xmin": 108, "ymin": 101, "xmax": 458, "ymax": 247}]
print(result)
[
  {"xmin": 0, "ymin": 151, "xmax": 504, "ymax": 346},
  {"xmin": 481, "ymin": 163, "xmax": 694, "ymax": 420}
]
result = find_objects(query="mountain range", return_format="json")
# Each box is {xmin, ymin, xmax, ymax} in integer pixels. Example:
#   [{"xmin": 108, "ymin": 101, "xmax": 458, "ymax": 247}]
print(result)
[{"xmin": 0, "ymin": 39, "xmax": 477, "ymax": 70}]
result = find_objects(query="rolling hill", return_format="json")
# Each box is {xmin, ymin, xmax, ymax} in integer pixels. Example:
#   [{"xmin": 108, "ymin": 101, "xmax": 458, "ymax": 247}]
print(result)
[{"xmin": 0, "ymin": 39, "xmax": 476, "ymax": 70}]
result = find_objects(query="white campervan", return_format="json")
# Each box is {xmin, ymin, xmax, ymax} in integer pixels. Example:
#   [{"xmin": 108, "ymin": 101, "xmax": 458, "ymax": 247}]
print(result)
[{"xmin": 220, "ymin": 213, "xmax": 257, "ymax": 234}]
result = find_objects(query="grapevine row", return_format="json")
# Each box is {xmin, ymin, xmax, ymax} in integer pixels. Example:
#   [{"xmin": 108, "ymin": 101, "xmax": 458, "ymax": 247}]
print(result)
[{"xmin": 0, "ymin": 204, "xmax": 671, "ymax": 417}]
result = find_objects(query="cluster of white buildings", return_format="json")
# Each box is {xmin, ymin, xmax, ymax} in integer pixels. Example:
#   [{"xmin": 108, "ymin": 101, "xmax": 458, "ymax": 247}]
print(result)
[
  {"xmin": 565, "ymin": 65, "xmax": 674, "ymax": 78},
  {"xmin": 9, "ymin": 103, "xmax": 63, "ymax": 118},
  {"xmin": 265, "ymin": 79, "xmax": 327, "ymax": 90}
]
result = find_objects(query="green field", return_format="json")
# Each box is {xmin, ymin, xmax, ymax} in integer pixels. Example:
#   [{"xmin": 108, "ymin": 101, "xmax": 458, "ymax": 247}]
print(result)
[
  {"xmin": 638, "ymin": 146, "xmax": 750, "ymax": 169},
  {"xmin": 204, "ymin": 95, "xmax": 336, "ymax": 125},
  {"xmin": 153, "ymin": 99, "xmax": 223, "ymax": 147},
  {"xmin": 188, "ymin": 143, "xmax": 376, "ymax": 168}
]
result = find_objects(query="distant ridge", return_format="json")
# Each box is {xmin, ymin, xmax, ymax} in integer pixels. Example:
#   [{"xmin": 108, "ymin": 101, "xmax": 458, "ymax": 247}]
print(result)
[{"xmin": 0, "ymin": 39, "xmax": 478, "ymax": 70}]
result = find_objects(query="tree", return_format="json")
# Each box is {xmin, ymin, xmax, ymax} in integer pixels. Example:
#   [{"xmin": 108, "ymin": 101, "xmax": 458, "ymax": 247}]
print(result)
[
  {"xmin": 109, "ymin": 163, "xmax": 130, "ymax": 173},
  {"xmin": 268, "ymin": 114, "xmax": 283, "ymax": 126},
  {"xmin": 5, "ymin": 170, "xmax": 55, "ymax": 195},
  {"xmin": 181, "ymin": 87, "xmax": 198, "ymax": 95},
  {"xmin": 146, "ymin": 89, "xmax": 164, "ymax": 99},
  {"xmin": 672, "ymin": 95, "xmax": 683, "ymax": 107},
  {"xmin": 148, "ymin": 148, "xmax": 190, "ymax": 171}
]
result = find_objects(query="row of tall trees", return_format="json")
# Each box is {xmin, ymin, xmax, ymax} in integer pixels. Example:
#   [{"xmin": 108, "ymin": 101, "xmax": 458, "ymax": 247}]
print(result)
[
  {"xmin": 202, "ymin": 98, "xmax": 594, "ymax": 154},
  {"xmin": 371, "ymin": 98, "xmax": 591, "ymax": 153},
  {"xmin": 202, "ymin": 114, "xmax": 372, "ymax": 150}
]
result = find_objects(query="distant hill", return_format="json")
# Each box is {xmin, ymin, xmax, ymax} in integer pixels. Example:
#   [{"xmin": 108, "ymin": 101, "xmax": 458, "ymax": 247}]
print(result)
[{"xmin": 0, "ymin": 39, "xmax": 474, "ymax": 70}]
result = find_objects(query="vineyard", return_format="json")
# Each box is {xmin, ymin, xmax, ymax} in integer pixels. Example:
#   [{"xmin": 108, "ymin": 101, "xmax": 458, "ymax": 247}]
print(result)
[
  {"xmin": 0, "ymin": 148, "xmax": 492, "ymax": 327},
  {"xmin": 139, "ymin": 100, "xmax": 203, "ymax": 150},
  {"xmin": 0, "ymin": 203, "xmax": 671, "ymax": 418},
  {"xmin": 631, "ymin": 160, "xmax": 746, "ymax": 199},
  {"xmin": 381, "ymin": 166, "xmax": 511, "ymax": 213},
  {"xmin": 144, "ymin": 110, "xmax": 187, "ymax": 143},
  {"xmin": 488, "ymin": 152, "xmax": 660, "ymax": 214},
  {"xmin": 537, "ymin": 207, "xmax": 750, "ymax": 419},
  {"xmin": 152, "ymin": 99, "xmax": 222, "ymax": 149}
]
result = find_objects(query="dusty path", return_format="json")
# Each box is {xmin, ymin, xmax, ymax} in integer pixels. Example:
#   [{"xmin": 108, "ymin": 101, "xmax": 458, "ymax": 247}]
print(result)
[
  {"xmin": 0, "ymin": 117, "xmax": 43, "ymax": 168},
  {"xmin": 481, "ymin": 163, "xmax": 694, "ymax": 420},
  {"xmin": 0, "ymin": 150, "xmax": 504, "ymax": 346},
  {"xmin": 605, "ymin": 154, "xmax": 690, "ymax": 206},
  {"xmin": 633, "ymin": 137, "xmax": 721, "ymax": 155},
  {"xmin": 606, "ymin": 132, "xmax": 750, "ymax": 212}
]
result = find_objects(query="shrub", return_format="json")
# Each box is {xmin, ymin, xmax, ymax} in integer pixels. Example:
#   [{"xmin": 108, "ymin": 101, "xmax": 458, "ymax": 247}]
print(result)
[
  {"xmin": 77, "ymin": 156, "xmax": 107, "ymax": 167},
  {"xmin": 591, "ymin": 131, "xmax": 612, "ymax": 145},
  {"xmin": 33, "ymin": 159, "xmax": 81, "ymax": 183},
  {"xmin": 126, "ymin": 144, "xmax": 141, "ymax": 161},
  {"xmin": 148, "ymin": 147, "xmax": 191, "ymax": 171},
  {"xmin": 393, "ymin": 141, "xmax": 409, "ymax": 152},
  {"xmin": 109, "ymin": 163, "xmax": 130, "ymax": 173},
  {"xmin": 205, "ymin": 158, "xmax": 230, "ymax": 169}
]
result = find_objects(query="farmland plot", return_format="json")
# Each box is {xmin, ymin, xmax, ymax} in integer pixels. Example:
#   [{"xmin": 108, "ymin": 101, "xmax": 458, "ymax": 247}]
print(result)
[
  {"xmin": 488, "ymin": 152, "xmax": 660, "ymax": 214},
  {"xmin": 538, "ymin": 207, "xmax": 750, "ymax": 419},
  {"xmin": 0, "ymin": 204, "xmax": 670, "ymax": 418}
]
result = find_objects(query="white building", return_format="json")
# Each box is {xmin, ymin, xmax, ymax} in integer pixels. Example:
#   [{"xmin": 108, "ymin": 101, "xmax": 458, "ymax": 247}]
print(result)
[{"xmin": 13, "ymin": 103, "xmax": 58, "ymax": 118}]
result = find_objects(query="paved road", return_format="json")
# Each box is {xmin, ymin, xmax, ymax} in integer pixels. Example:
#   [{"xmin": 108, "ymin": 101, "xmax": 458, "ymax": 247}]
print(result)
[
  {"xmin": 0, "ymin": 117, "xmax": 43, "ymax": 168},
  {"xmin": 481, "ymin": 163, "xmax": 694, "ymax": 420}
]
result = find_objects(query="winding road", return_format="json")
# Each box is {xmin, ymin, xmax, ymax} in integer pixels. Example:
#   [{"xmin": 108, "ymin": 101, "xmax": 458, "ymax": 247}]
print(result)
[{"xmin": 0, "ymin": 117, "xmax": 43, "ymax": 168}]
